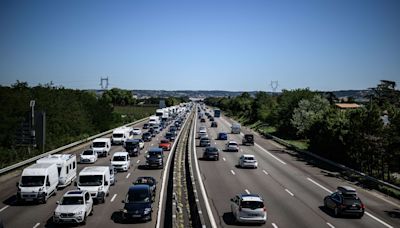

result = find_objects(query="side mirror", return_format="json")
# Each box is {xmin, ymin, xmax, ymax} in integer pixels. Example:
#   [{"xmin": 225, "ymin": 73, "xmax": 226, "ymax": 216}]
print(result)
[
  {"xmin": 46, "ymin": 182, "xmax": 50, "ymax": 187},
  {"xmin": 56, "ymin": 201, "xmax": 60, "ymax": 205},
  {"xmin": 121, "ymin": 200, "xmax": 125, "ymax": 203}
]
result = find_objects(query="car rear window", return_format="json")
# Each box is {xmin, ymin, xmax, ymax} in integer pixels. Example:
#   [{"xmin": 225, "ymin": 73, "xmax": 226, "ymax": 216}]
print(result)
[
  {"xmin": 343, "ymin": 197, "xmax": 361, "ymax": 205},
  {"xmin": 241, "ymin": 201, "xmax": 264, "ymax": 209},
  {"xmin": 244, "ymin": 157, "xmax": 254, "ymax": 160}
]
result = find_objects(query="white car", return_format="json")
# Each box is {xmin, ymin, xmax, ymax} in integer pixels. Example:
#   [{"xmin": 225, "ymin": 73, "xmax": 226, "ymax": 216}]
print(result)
[
  {"xmin": 111, "ymin": 152, "xmax": 131, "ymax": 172},
  {"xmin": 53, "ymin": 190, "xmax": 93, "ymax": 224},
  {"xmin": 80, "ymin": 149, "xmax": 98, "ymax": 163},
  {"xmin": 199, "ymin": 126, "xmax": 206, "ymax": 132},
  {"xmin": 225, "ymin": 141, "xmax": 239, "ymax": 152},
  {"xmin": 230, "ymin": 194, "xmax": 267, "ymax": 224},
  {"xmin": 198, "ymin": 129, "xmax": 208, "ymax": 139},
  {"xmin": 132, "ymin": 128, "xmax": 142, "ymax": 135},
  {"xmin": 135, "ymin": 138, "xmax": 145, "ymax": 149},
  {"xmin": 238, "ymin": 154, "xmax": 258, "ymax": 168}
]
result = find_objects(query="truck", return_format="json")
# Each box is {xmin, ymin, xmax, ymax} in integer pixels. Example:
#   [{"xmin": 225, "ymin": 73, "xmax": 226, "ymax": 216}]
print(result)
[
  {"xmin": 36, "ymin": 154, "xmax": 77, "ymax": 187},
  {"xmin": 214, "ymin": 109, "xmax": 221, "ymax": 118},
  {"xmin": 92, "ymin": 138, "xmax": 111, "ymax": 157},
  {"xmin": 77, "ymin": 166, "xmax": 110, "ymax": 203},
  {"xmin": 17, "ymin": 163, "xmax": 58, "ymax": 204}
]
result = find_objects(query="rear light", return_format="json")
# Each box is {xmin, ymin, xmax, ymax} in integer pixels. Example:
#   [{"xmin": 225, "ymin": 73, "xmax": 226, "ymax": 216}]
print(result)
[{"xmin": 361, "ymin": 203, "xmax": 365, "ymax": 209}]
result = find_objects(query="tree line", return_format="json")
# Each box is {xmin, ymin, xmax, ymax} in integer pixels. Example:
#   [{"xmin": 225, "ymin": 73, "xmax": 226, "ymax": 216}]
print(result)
[{"xmin": 205, "ymin": 80, "xmax": 400, "ymax": 184}]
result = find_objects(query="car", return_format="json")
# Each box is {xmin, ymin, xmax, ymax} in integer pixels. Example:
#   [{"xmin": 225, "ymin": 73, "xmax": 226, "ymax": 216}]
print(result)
[
  {"xmin": 111, "ymin": 152, "xmax": 131, "ymax": 172},
  {"xmin": 143, "ymin": 123, "xmax": 149, "ymax": 129},
  {"xmin": 53, "ymin": 190, "xmax": 93, "ymax": 224},
  {"xmin": 323, "ymin": 186, "xmax": 364, "ymax": 218},
  {"xmin": 199, "ymin": 126, "xmax": 207, "ymax": 132},
  {"xmin": 209, "ymin": 117, "xmax": 215, "ymax": 121},
  {"xmin": 238, "ymin": 154, "xmax": 258, "ymax": 168},
  {"xmin": 202, "ymin": 147, "xmax": 219, "ymax": 160},
  {"xmin": 133, "ymin": 176, "xmax": 157, "ymax": 196},
  {"xmin": 217, "ymin": 132, "xmax": 228, "ymax": 140},
  {"xmin": 146, "ymin": 148, "xmax": 164, "ymax": 168},
  {"xmin": 153, "ymin": 126, "xmax": 161, "ymax": 134},
  {"xmin": 142, "ymin": 132, "xmax": 152, "ymax": 142},
  {"xmin": 80, "ymin": 149, "xmax": 98, "ymax": 164},
  {"xmin": 199, "ymin": 137, "xmax": 211, "ymax": 147},
  {"xmin": 148, "ymin": 127, "xmax": 156, "ymax": 137},
  {"xmin": 230, "ymin": 194, "xmax": 267, "ymax": 224},
  {"xmin": 200, "ymin": 118, "xmax": 206, "ymax": 123},
  {"xmin": 109, "ymin": 166, "xmax": 116, "ymax": 186},
  {"xmin": 132, "ymin": 128, "xmax": 142, "ymax": 135},
  {"xmin": 159, "ymin": 139, "xmax": 172, "ymax": 151},
  {"xmin": 211, "ymin": 121, "xmax": 218, "ymax": 128},
  {"xmin": 198, "ymin": 129, "xmax": 208, "ymax": 139},
  {"xmin": 242, "ymin": 134, "xmax": 254, "ymax": 145},
  {"xmin": 165, "ymin": 132, "xmax": 176, "ymax": 141},
  {"xmin": 124, "ymin": 139, "xmax": 141, "ymax": 157},
  {"xmin": 133, "ymin": 138, "xmax": 145, "ymax": 149},
  {"xmin": 225, "ymin": 141, "xmax": 239, "ymax": 152},
  {"xmin": 120, "ymin": 185, "xmax": 153, "ymax": 222}
]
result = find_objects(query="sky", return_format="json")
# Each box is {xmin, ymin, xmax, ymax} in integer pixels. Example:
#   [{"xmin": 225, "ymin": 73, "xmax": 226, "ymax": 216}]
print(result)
[{"xmin": 0, "ymin": 0, "xmax": 399, "ymax": 92}]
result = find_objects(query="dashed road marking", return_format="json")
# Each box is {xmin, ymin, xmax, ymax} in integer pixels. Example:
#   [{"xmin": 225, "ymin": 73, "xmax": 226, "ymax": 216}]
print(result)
[
  {"xmin": 245, "ymin": 189, "xmax": 250, "ymax": 194},
  {"xmin": 126, "ymin": 173, "xmax": 131, "ymax": 179},
  {"xmin": 222, "ymin": 157, "xmax": 226, "ymax": 161},
  {"xmin": 111, "ymin": 194, "xmax": 117, "ymax": 202},
  {"xmin": 262, "ymin": 170, "xmax": 269, "ymax": 175},
  {"xmin": 272, "ymin": 223, "xmax": 278, "ymax": 228},
  {"xmin": 0, "ymin": 205, "xmax": 9, "ymax": 213},
  {"xmin": 33, "ymin": 223, "xmax": 40, "ymax": 228},
  {"xmin": 326, "ymin": 222, "xmax": 335, "ymax": 228},
  {"xmin": 285, "ymin": 189, "xmax": 294, "ymax": 197},
  {"xmin": 136, "ymin": 160, "xmax": 140, "ymax": 164},
  {"xmin": 230, "ymin": 170, "xmax": 235, "ymax": 175}
]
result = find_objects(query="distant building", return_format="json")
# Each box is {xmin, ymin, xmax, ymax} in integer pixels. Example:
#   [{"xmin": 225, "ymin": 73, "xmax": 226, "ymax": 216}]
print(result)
[{"xmin": 335, "ymin": 103, "xmax": 361, "ymax": 109}]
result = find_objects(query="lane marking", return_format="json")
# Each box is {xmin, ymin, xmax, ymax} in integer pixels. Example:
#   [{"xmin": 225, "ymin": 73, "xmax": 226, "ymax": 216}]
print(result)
[
  {"xmin": 33, "ymin": 223, "xmax": 40, "ymax": 228},
  {"xmin": 222, "ymin": 157, "xmax": 226, "ymax": 161},
  {"xmin": 306, "ymin": 177, "xmax": 393, "ymax": 228},
  {"xmin": 245, "ymin": 189, "xmax": 250, "ymax": 194},
  {"xmin": 151, "ymin": 143, "xmax": 154, "ymax": 146},
  {"xmin": 272, "ymin": 223, "xmax": 278, "ymax": 228},
  {"xmin": 285, "ymin": 189, "xmax": 294, "ymax": 197},
  {"xmin": 230, "ymin": 170, "xmax": 236, "ymax": 175},
  {"xmin": 126, "ymin": 173, "xmax": 131, "ymax": 179},
  {"xmin": 136, "ymin": 160, "xmax": 140, "ymax": 164},
  {"xmin": 255, "ymin": 144, "xmax": 286, "ymax": 165},
  {"xmin": 0, "ymin": 205, "xmax": 9, "ymax": 212},
  {"xmin": 326, "ymin": 222, "xmax": 335, "ymax": 228},
  {"xmin": 111, "ymin": 194, "xmax": 117, "ymax": 202},
  {"xmin": 262, "ymin": 170, "xmax": 269, "ymax": 175}
]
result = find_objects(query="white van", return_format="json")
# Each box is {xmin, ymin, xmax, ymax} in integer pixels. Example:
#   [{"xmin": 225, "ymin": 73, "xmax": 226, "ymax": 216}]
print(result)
[
  {"xmin": 111, "ymin": 127, "xmax": 131, "ymax": 145},
  {"xmin": 77, "ymin": 166, "xmax": 110, "ymax": 203},
  {"xmin": 231, "ymin": 123, "xmax": 241, "ymax": 134},
  {"xmin": 17, "ymin": 163, "xmax": 58, "ymax": 203},
  {"xmin": 92, "ymin": 138, "xmax": 111, "ymax": 157},
  {"xmin": 36, "ymin": 154, "xmax": 77, "ymax": 187},
  {"xmin": 148, "ymin": 115, "xmax": 160, "ymax": 126},
  {"xmin": 111, "ymin": 152, "xmax": 131, "ymax": 172}
]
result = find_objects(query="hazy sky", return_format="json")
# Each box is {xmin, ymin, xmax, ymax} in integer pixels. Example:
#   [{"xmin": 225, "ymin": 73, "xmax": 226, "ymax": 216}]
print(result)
[{"xmin": 0, "ymin": 0, "xmax": 399, "ymax": 91}]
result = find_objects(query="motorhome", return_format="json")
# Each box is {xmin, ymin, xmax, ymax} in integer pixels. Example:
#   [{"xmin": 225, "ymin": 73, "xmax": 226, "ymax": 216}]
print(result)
[
  {"xmin": 77, "ymin": 166, "xmax": 110, "ymax": 203},
  {"xmin": 36, "ymin": 154, "xmax": 77, "ymax": 187},
  {"xmin": 17, "ymin": 163, "xmax": 58, "ymax": 203},
  {"xmin": 148, "ymin": 115, "xmax": 160, "ymax": 126},
  {"xmin": 92, "ymin": 138, "xmax": 111, "ymax": 157},
  {"xmin": 112, "ymin": 127, "xmax": 131, "ymax": 145},
  {"xmin": 231, "ymin": 123, "xmax": 241, "ymax": 134}
]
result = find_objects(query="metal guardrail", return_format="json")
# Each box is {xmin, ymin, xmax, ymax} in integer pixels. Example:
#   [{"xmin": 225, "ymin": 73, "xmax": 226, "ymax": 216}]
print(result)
[{"xmin": 0, "ymin": 117, "xmax": 149, "ymax": 175}]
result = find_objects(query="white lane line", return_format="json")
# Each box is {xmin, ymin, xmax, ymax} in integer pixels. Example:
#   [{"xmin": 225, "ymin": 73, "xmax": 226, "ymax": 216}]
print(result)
[
  {"xmin": 111, "ymin": 194, "xmax": 117, "ymax": 202},
  {"xmin": 245, "ymin": 189, "xmax": 250, "ymax": 194},
  {"xmin": 222, "ymin": 157, "xmax": 226, "ymax": 161},
  {"xmin": 307, "ymin": 177, "xmax": 393, "ymax": 228},
  {"xmin": 255, "ymin": 144, "xmax": 286, "ymax": 165},
  {"xmin": 151, "ymin": 143, "xmax": 154, "ymax": 146},
  {"xmin": 285, "ymin": 189, "xmax": 294, "ymax": 197},
  {"xmin": 262, "ymin": 170, "xmax": 269, "ymax": 175},
  {"xmin": 240, "ymin": 149, "xmax": 243, "ymax": 152},
  {"xmin": 126, "ymin": 173, "xmax": 131, "ymax": 179},
  {"xmin": 33, "ymin": 223, "xmax": 40, "ymax": 228},
  {"xmin": 230, "ymin": 170, "xmax": 236, "ymax": 175},
  {"xmin": 136, "ymin": 160, "xmax": 140, "ymax": 164},
  {"xmin": 214, "ymin": 142, "xmax": 217, "ymax": 145},
  {"xmin": 272, "ymin": 223, "xmax": 278, "ymax": 228},
  {"xmin": 307, "ymin": 177, "xmax": 333, "ymax": 194},
  {"xmin": 326, "ymin": 222, "xmax": 335, "ymax": 228},
  {"xmin": 0, "ymin": 205, "xmax": 9, "ymax": 212}
]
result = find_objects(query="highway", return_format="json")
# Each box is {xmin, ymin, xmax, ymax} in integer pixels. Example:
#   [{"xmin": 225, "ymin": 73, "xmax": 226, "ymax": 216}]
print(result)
[
  {"xmin": 0, "ymin": 116, "xmax": 188, "ymax": 228},
  {"xmin": 194, "ymin": 107, "xmax": 400, "ymax": 228}
]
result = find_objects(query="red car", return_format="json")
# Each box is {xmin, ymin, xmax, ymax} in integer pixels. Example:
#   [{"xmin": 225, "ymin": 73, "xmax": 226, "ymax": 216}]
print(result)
[{"xmin": 159, "ymin": 139, "xmax": 172, "ymax": 151}]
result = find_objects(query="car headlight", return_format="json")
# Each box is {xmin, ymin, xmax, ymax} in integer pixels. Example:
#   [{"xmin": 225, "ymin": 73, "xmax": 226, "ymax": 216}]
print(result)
[
  {"xmin": 98, "ymin": 186, "xmax": 103, "ymax": 191},
  {"xmin": 144, "ymin": 208, "xmax": 152, "ymax": 214},
  {"xmin": 54, "ymin": 212, "xmax": 61, "ymax": 216},
  {"xmin": 76, "ymin": 211, "xmax": 83, "ymax": 215}
]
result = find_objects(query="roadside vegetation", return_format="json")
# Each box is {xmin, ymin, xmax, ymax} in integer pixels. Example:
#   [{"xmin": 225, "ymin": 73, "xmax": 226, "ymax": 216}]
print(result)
[{"xmin": 205, "ymin": 80, "xmax": 400, "ymax": 192}]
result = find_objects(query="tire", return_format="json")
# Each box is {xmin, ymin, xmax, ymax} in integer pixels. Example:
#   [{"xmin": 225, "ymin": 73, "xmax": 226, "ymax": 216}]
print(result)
[
  {"xmin": 334, "ymin": 207, "xmax": 340, "ymax": 217},
  {"xmin": 90, "ymin": 207, "xmax": 94, "ymax": 216},
  {"xmin": 81, "ymin": 215, "xmax": 86, "ymax": 225}
]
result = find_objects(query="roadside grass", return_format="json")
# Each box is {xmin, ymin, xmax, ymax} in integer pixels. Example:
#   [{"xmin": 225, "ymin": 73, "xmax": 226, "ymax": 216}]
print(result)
[
  {"xmin": 284, "ymin": 139, "xmax": 309, "ymax": 150},
  {"xmin": 114, "ymin": 105, "xmax": 157, "ymax": 122}
]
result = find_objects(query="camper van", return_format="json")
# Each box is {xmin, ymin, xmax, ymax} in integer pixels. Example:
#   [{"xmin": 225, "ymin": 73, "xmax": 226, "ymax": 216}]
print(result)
[
  {"xmin": 92, "ymin": 138, "xmax": 111, "ymax": 157},
  {"xmin": 36, "ymin": 154, "xmax": 77, "ymax": 187},
  {"xmin": 17, "ymin": 163, "xmax": 58, "ymax": 203},
  {"xmin": 112, "ymin": 127, "xmax": 131, "ymax": 145},
  {"xmin": 148, "ymin": 115, "xmax": 160, "ymax": 126},
  {"xmin": 77, "ymin": 166, "xmax": 110, "ymax": 203},
  {"xmin": 231, "ymin": 123, "xmax": 241, "ymax": 134}
]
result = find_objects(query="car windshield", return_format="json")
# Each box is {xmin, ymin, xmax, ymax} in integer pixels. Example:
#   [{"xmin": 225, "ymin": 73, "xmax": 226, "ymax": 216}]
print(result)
[
  {"xmin": 229, "ymin": 143, "xmax": 238, "ymax": 146},
  {"xmin": 135, "ymin": 178, "xmax": 155, "ymax": 186},
  {"xmin": 82, "ymin": 150, "xmax": 94, "ymax": 155},
  {"xmin": 244, "ymin": 157, "xmax": 254, "ymax": 160},
  {"xmin": 113, "ymin": 134, "xmax": 123, "ymax": 138},
  {"xmin": 148, "ymin": 151, "xmax": 162, "ymax": 158},
  {"xmin": 113, "ymin": 156, "xmax": 126, "ymax": 161},
  {"xmin": 241, "ymin": 201, "xmax": 264, "ymax": 209},
  {"xmin": 166, "ymin": 133, "xmax": 173, "ymax": 137},
  {"xmin": 126, "ymin": 189, "xmax": 150, "ymax": 203},
  {"xmin": 206, "ymin": 147, "xmax": 218, "ymax": 152},
  {"xmin": 20, "ymin": 176, "xmax": 45, "ymax": 187},
  {"xmin": 125, "ymin": 142, "xmax": 138, "ymax": 147},
  {"xmin": 93, "ymin": 142, "xmax": 106, "ymax": 148},
  {"xmin": 133, "ymin": 128, "xmax": 140, "ymax": 131},
  {"xmin": 343, "ymin": 196, "xmax": 361, "ymax": 205},
  {"xmin": 79, "ymin": 175, "xmax": 103, "ymax": 186},
  {"xmin": 61, "ymin": 196, "xmax": 84, "ymax": 205}
]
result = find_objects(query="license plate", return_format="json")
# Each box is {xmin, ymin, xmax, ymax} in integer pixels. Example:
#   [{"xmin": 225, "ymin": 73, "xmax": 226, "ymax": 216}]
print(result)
[{"xmin": 132, "ymin": 215, "xmax": 141, "ymax": 218}]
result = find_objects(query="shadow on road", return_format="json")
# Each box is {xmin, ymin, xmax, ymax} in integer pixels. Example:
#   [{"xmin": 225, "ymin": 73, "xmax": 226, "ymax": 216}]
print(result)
[{"xmin": 385, "ymin": 209, "xmax": 400, "ymax": 219}]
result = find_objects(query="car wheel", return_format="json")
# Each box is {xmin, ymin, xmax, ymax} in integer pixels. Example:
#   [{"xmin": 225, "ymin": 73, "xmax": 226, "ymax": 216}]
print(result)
[
  {"xmin": 334, "ymin": 207, "xmax": 340, "ymax": 217},
  {"xmin": 81, "ymin": 215, "xmax": 86, "ymax": 225},
  {"xmin": 90, "ymin": 207, "xmax": 94, "ymax": 216}
]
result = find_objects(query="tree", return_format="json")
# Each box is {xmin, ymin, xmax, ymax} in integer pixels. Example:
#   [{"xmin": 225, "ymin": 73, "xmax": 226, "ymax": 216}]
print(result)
[{"xmin": 251, "ymin": 92, "xmax": 276, "ymax": 123}]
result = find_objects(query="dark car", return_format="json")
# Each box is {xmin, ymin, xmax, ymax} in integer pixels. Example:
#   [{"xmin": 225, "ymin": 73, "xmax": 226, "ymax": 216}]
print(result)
[
  {"xmin": 169, "ymin": 126, "xmax": 177, "ymax": 133},
  {"xmin": 148, "ymin": 127, "xmax": 156, "ymax": 137},
  {"xmin": 120, "ymin": 184, "xmax": 153, "ymax": 222},
  {"xmin": 209, "ymin": 117, "xmax": 214, "ymax": 121},
  {"xmin": 203, "ymin": 147, "xmax": 219, "ymax": 160},
  {"xmin": 211, "ymin": 121, "xmax": 218, "ymax": 128},
  {"xmin": 165, "ymin": 132, "xmax": 176, "ymax": 141},
  {"xmin": 133, "ymin": 177, "xmax": 157, "ymax": 196},
  {"xmin": 323, "ymin": 186, "xmax": 364, "ymax": 218},
  {"xmin": 142, "ymin": 123, "xmax": 149, "ymax": 129},
  {"xmin": 146, "ymin": 148, "xmax": 164, "ymax": 169},
  {"xmin": 242, "ymin": 134, "xmax": 254, "ymax": 146},
  {"xmin": 124, "ymin": 139, "xmax": 141, "ymax": 156},
  {"xmin": 199, "ymin": 137, "xmax": 211, "ymax": 147},
  {"xmin": 200, "ymin": 118, "xmax": 206, "ymax": 123},
  {"xmin": 217, "ymin": 132, "xmax": 228, "ymax": 140},
  {"xmin": 142, "ymin": 132, "xmax": 152, "ymax": 142}
]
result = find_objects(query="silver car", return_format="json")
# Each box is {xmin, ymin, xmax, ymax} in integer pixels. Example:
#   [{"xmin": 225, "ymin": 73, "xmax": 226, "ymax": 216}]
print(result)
[
  {"xmin": 230, "ymin": 194, "xmax": 267, "ymax": 224},
  {"xmin": 53, "ymin": 190, "xmax": 93, "ymax": 224}
]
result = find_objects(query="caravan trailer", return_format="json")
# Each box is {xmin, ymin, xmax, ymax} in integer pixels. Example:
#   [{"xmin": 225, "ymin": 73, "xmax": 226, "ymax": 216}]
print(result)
[{"xmin": 37, "ymin": 154, "xmax": 77, "ymax": 187}]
